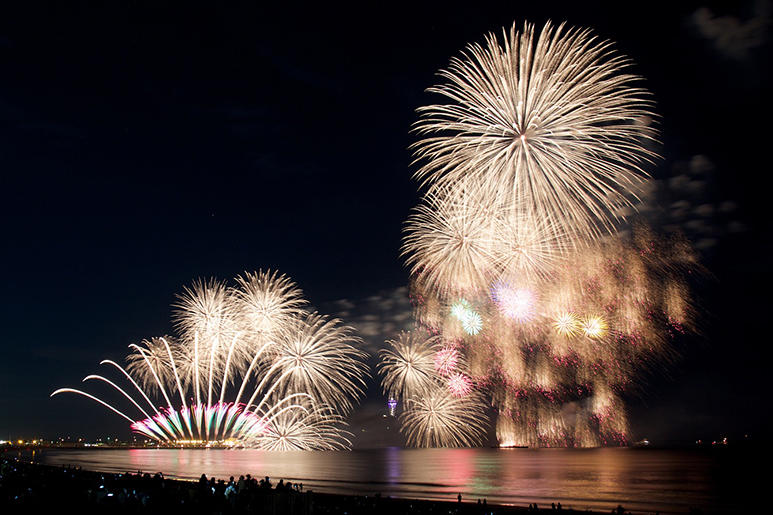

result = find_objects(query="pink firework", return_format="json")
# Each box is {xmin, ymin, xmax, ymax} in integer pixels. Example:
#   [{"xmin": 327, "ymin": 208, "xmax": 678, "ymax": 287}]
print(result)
[
  {"xmin": 434, "ymin": 346, "xmax": 458, "ymax": 376},
  {"xmin": 447, "ymin": 372, "xmax": 473, "ymax": 397},
  {"xmin": 491, "ymin": 283, "xmax": 538, "ymax": 323}
]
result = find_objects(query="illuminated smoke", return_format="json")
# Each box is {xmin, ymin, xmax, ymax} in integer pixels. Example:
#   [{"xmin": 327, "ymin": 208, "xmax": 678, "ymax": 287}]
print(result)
[{"xmin": 384, "ymin": 20, "xmax": 699, "ymax": 447}]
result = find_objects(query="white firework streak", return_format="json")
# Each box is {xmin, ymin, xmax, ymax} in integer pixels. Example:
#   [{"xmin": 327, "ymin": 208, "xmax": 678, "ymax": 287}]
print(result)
[
  {"xmin": 52, "ymin": 271, "xmax": 370, "ymax": 448},
  {"xmin": 411, "ymin": 21, "xmax": 658, "ymax": 243},
  {"xmin": 378, "ymin": 331, "xmax": 442, "ymax": 406},
  {"xmin": 400, "ymin": 385, "xmax": 489, "ymax": 448}
]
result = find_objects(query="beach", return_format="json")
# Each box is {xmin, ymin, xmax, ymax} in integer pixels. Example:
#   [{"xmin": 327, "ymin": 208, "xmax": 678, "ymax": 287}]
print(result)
[{"xmin": 1, "ymin": 457, "xmax": 639, "ymax": 515}]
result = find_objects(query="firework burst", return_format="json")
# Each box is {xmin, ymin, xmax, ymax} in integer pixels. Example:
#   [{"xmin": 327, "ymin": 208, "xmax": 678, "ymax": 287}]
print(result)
[
  {"xmin": 268, "ymin": 312, "xmax": 369, "ymax": 416},
  {"xmin": 447, "ymin": 372, "xmax": 473, "ymax": 397},
  {"xmin": 52, "ymin": 270, "xmax": 370, "ymax": 448},
  {"xmin": 411, "ymin": 21, "xmax": 659, "ymax": 243},
  {"xmin": 491, "ymin": 282, "xmax": 538, "ymax": 323},
  {"xmin": 254, "ymin": 403, "xmax": 354, "ymax": 451},
  {"xmin": 434, "ymin": 346, "xmax": 459, "ymax": 376},
  {"xmin": 234, "ymin": 270, "xmax": 308, "ymax": 342},
  {"xmin": 378, "ymin": 331, "xmax": 441, "ymax": 405},
  {"xmin": 383, "ymin": 20, "xmax": 700, "ymax": 448},
  {"xmin": 403, "ymin": 181, "xmax": 565, "ymax": 294},
  {"xmin": 400, "ymin": 385, "xmax": 489, "ymax": 447}
]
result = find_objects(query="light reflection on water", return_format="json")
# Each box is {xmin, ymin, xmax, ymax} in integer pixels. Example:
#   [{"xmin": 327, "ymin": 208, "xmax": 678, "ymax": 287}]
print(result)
[{"xmin": 10, "ymin": 446, "xmax": 750, "ymax": 515}]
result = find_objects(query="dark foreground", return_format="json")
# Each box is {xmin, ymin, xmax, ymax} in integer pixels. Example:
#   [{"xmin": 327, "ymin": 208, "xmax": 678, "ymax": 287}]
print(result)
[{"xmin": 0, "ymin": 458, "xmax": 723, "ymax": 515}]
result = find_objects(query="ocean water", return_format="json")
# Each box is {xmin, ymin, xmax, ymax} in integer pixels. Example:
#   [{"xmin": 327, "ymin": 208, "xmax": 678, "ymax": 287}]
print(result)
[{"xmin": 8, "ymin": 446, "xmax": 752, "ymax": 514}]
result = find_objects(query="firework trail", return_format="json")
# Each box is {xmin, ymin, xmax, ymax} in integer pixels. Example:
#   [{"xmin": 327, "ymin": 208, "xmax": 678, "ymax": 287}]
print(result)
[
  {"xmin": 411, "ymin": 21, "xmax": 658, "ymax": 244},
  {"xmin": 400, "ymin": 385, "xmax": 489, "ymax": 448},
  {"xmin": 234, "ymin": 270, "xmax": 308, "ymax": 342},
  {"xmin": 378, "ymin": 331, "xmax": 441, "ymax": 406},
  {"xmin": 403, "ymin": 180, "xmax": 566, "ymax": 293},
  {"xmin": 52, "ymin": 270, "xmax": 370, "ymax": 448},
  {"xmin": 252, "ymin": 402, "xmax": 354, "ymax": 451},
  {"xmin": 383, "ymin": 21, "xmax": 699, "ymax": 448},
  {"xmin": 268, "ymin": 312, "xmax": 369, "ymax": 415},
  {"xmin": 378, "ymin": 331, "xmax": 490, "ymax": 447},
  {"xmin": 401, "ymin": 221, "xmax": 698, "ymax": 447}
]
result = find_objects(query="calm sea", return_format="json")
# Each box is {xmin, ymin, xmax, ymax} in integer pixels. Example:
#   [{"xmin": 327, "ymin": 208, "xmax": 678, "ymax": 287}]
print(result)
[{"xmin": 7, "ymin": 446, "xmax": 752, "ymax": 514}]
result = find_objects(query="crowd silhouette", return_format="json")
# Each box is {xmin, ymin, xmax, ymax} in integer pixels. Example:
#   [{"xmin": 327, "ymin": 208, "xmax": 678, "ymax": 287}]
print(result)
[{"xmin": 1, "ymin": 459, "xmax": 310, "ymax": 514}]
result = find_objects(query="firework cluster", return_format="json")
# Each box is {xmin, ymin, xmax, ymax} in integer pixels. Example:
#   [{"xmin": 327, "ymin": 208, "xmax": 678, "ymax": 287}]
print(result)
[
  {"xmin": 379, "ymin": 332, "xmax": 489, "ymax": 447},
  {"xmin": 379, "ymin": 21, "xmax": 698, "ymax": 447},
  {"xmin": 53, "ymin": 270, "xmax": 370, "ymax": 450}
]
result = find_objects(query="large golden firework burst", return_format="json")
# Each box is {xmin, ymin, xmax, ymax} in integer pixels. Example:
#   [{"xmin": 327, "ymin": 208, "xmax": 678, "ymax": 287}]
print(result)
[{"xmin": 386, "ymin": 21, "xmax": 699, "ymax": 448}]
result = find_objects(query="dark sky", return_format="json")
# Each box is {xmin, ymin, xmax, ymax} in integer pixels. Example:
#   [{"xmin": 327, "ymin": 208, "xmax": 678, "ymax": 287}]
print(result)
[{"xmin": 1, "ymin": 1, "xmax": 769, "ymax": 445}]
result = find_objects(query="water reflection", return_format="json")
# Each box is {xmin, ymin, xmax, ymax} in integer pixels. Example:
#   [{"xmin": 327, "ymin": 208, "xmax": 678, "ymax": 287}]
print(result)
[
  {"xmin": 10, "ymin": 446, "xmax": 748, "ymax": 515},
  {"xmin": 384, "ymin": 446, "xmax": 401, "ymax": 486}
]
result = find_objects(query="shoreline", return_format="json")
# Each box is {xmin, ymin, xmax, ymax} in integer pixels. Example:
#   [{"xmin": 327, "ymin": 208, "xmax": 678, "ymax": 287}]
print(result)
[{"xmin": 1, "ymin": 457, "xmax": 628, "ymax": 515}]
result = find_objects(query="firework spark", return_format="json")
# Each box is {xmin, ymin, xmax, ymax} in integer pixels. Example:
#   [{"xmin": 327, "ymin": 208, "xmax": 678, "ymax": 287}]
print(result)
[
  {"xmin": 400, "ymin": 385, "xmax": 489, "ymax": 447},
  {"xmin": 449, "ymin": 299, "xmax": 483, "ymax": 335},
  {"xmin": 403, "ymin": 181, "xmax": 564, "ymax": 294},
  {"xmin": 411, "ymin": 21, "xmax": 659, "ymax": 243},
  {"xmin": 434, "ymin": 346, "xmax": 459, "ymax": 376},
  {"xmin": 268, "ymin": 312, "xmax": 369, "ymax": 416},
  {"xmin": 447, "ymin": 372, "xmax": 473, "ymax": 397},
  {"xmin": 581, "ymin": 314, "xmax": 609, "ymax": 339},
  {"xmin": 384, "ymin": 20, "xmax": 699, "ymax": 448},
  {"xmin": 52, "ymin": 271, "xmax": 370, "ymax": 448},
  {"xmin": 378, "ymin": 331, "xmax": 441, "ymax": 405},
  {"xmin": 491, "ymin": 282, "xmax": 538, "ymax": 323},
  {"xmin": 553, "ymin": 312, "xmax": 581, "ymax": 338}
]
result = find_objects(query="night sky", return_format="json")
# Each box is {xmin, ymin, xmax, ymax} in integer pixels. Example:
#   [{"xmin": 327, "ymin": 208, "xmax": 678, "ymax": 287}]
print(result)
[{"xmin": 1, "ymin": 1, "xmax": 769, "ymax": 446}]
